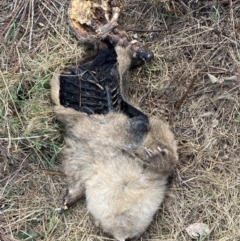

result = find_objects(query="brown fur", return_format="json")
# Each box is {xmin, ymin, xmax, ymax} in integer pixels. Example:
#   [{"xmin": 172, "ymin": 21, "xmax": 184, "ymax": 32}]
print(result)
[{"xmin": 51, "ymin": 47, "xmax": 178, "ymax": 241}]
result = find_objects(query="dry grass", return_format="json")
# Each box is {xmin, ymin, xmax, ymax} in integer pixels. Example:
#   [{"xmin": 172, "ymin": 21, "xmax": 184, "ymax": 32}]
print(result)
[{"xmin": 1, "ymin": 0, "xmax": 240, "ymax": 240}]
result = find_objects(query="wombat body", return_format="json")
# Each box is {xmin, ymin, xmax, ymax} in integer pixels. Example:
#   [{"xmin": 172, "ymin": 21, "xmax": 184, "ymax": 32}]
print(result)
[{"xmin": 51, "ymin": 46, "xmax": 178, "ymax": 241}]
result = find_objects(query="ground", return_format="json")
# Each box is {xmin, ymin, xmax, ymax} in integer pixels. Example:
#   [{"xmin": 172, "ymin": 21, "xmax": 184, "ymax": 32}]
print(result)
[{"xmin": 0, "ymin": 0, "xmax": 240, "ymax": 241}]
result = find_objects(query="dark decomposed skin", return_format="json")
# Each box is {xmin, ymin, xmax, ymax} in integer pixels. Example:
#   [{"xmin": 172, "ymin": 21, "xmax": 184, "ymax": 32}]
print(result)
[{"xmin": 52, "ymin": 46, "xmax": 178, "ymax": 241}]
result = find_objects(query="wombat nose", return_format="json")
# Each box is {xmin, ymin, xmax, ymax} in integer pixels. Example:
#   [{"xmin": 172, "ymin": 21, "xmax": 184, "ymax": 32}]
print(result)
[{"xmin": 136, "ymin": 48, "xmax": 154, "ymax": 62}]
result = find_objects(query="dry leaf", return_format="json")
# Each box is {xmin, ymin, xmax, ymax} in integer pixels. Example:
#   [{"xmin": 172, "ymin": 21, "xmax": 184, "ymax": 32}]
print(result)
[
  {"xmin": 208, "ymin": 73, "xmax": 239, "ymax": 84},
  {"xmin": 212, "ymin": 119, "xmax": 219, "ymax": 128},
  {"xmin": 185, "ymin": 223, "xmax": 210, "ymax": 239},
  {"xmin": 208, "ymin": 73, "xmax": 218, "ymax": 83},
  {"xmin": 224, "ymin": 75, "xmax": 238, "ymax": 81}
]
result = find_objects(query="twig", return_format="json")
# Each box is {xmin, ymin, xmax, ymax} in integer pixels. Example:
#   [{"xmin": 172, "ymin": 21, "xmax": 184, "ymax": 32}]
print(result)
[
  {"xmin": 41, "ymin": 169, "xmax": 66, "ymax": 177},
  {"xmin": 126, "ymin": 29, "xmax": 164, "ymax": 33},
  {"xmin": 28, "ymin": 0, "xmax": 35, "ymax": 50},
  {"xmin": 175, "ymin": 78, "xmax": 196, "ymax": 110},
  {"xmin": 0, "ymin": 136, "xmax": 42, "ymax": 141}
]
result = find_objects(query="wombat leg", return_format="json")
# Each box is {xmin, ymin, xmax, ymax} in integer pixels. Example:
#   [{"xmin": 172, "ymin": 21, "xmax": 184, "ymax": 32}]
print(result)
[
  {"xmin": 88, "ymin": 213, "xmax": 101, "ymax": 227},
  {"xmin": 58, "ymin": 184, "xmax": 84, "ymax": 214}
]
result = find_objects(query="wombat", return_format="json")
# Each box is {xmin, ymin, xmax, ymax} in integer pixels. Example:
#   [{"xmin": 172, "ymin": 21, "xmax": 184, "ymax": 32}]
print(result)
[{"xmin": 51, "ymin": 46, "xmax": 178, "ymax": 241}]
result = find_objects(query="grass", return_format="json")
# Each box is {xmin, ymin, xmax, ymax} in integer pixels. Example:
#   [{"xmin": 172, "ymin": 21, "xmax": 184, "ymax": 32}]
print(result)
[{"xmin": 1, "ymin": 0, "xmax": 240, "ymax": 240}]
